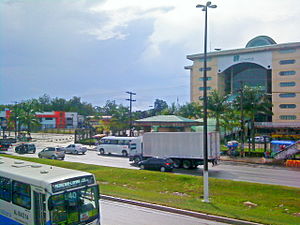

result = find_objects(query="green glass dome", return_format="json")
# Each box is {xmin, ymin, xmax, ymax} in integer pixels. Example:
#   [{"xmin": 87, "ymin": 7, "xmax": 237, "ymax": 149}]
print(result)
[{"xmin": 246, "ymin": 36, "xmax": 276, "ymax": 48}]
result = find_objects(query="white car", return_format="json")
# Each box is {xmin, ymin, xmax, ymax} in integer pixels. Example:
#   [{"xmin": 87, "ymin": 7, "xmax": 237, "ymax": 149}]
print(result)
[{"xmin": 63, "ymin": 144, "xmax": 87, "ymax": 155}]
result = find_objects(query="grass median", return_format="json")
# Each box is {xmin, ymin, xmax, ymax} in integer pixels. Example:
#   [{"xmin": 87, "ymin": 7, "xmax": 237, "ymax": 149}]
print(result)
[{"xmin": 3, "ymin": 155, "xmax": 300, "ymax": 225}]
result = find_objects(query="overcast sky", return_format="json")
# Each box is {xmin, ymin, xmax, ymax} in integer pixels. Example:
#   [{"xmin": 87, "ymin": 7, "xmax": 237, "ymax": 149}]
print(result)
[{"xmin": 1, "ymin": 0, "xmax": 299, "ymax": 110}]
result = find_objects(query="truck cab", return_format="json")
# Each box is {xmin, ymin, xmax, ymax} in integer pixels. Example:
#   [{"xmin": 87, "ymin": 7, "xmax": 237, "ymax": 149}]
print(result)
[{"xmin": 129, "ymin": 137, "xmax": 143, "ymax": 163}]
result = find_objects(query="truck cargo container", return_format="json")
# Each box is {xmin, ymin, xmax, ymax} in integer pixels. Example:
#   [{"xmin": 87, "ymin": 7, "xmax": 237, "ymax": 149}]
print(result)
[{"xmin": 129, "ymin": 132, "xmax": 220, "ymax": 169}]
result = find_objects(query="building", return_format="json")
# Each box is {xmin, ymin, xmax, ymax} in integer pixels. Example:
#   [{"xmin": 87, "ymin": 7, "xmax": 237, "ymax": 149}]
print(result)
[
  {"xmin": 185, "ymin": 36, "xmax": 300, "ymax": 134},
  {"xmin": 0, "ymin": 110, "xmax": 82, "ymax": 130}
]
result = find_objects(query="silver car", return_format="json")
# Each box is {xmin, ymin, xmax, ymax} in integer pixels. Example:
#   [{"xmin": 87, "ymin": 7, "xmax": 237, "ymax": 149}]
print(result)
[
  {"xmin": 38, "ymin": 147, "xmax": 65, "ymax": 160},
  {"xmin": 63, "ymin": 144, "xmax": 87, "ymax": 155}
]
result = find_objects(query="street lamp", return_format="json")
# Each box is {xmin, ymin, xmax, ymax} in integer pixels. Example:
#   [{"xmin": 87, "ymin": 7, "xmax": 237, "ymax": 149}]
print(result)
[{"xmin": 196, "ymin": 1, "xmax": 217, "ymax": 203}]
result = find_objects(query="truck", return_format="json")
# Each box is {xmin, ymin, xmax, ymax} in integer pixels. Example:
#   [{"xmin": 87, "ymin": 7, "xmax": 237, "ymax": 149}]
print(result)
[{"xmin": 129, "ymin": 132, "xmax": 220, "ymax": 169}]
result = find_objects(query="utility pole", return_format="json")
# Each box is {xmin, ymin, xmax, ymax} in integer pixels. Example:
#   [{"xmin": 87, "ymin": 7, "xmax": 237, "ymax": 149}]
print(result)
[
  {"xmin": 126, "ymin": 91, "xmax": 136, "ymax": 137},
  {"xmin": 240, "ymin": 81, "xmax": 245, "ymax": 157}
]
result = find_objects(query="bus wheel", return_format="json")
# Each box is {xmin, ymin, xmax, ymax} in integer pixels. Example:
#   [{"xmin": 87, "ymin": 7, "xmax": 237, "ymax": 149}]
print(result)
[
  {"xmin": 99, "ymin": 149, "xmax": 105, "ymax": 155},
  {"xmin": 122, "ymin": 150, "xmax": 128, "ymax": 157}
]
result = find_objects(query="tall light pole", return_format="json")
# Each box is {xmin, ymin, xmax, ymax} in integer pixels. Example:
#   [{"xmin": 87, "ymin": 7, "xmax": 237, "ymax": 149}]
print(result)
[{"xmin": 196, "ymin": 1, "xmax": 217, "ymax": 203}]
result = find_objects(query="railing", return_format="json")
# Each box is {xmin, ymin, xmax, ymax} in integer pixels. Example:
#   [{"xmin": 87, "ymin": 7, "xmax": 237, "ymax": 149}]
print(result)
[{"xmin": 273, "ymin": 140, "xmax": 300, "ymax": 160}]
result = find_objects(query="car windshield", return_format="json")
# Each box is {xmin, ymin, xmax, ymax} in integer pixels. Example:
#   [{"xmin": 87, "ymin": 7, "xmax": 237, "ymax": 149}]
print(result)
[{"xmin": 49, "ymin": 186, "xmax": 99, "ymax": 225}]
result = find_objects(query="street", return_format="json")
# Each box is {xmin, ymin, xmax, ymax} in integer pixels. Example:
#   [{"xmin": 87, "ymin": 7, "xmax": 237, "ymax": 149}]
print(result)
[
  {"xmin": 3, "ymin": 133, "xmax": 300, "ymax": 188},
  {"xmin": 101, "ymin": 200, "xmax": 228, "ymax": 225}
]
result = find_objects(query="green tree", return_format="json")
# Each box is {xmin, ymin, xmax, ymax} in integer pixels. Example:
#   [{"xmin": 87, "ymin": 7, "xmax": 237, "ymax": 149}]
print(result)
[
  {"xmin": 234, "ymin": 86, "xmax": 272, "ymax": 151},
  {"xmin": 207, "ymin": 90, "xmax": 229, "ymax": 132},
  {"xmin": 177, "ymin": 102, "xmax": 202, "ymax": 119}
]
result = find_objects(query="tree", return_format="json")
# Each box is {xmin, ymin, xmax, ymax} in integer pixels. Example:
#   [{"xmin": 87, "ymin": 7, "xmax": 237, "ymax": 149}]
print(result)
[
  {"xmin": 18, "ymin": 100, "xmax": 41, "ymax": 137},
  {"xmin": 153, "ymin": 99, "xmax": 168, "ymax": 115},
  {"xmin": 207, "ymin": 90, "xmax": 229, "ymax": 132},
  {"xmin": 234, "ymin": 86, "xmax": 272, "ymax": 151},
  {"xmin": 177, "ymin": 102, "xmax": 202, "ymax": 119}
]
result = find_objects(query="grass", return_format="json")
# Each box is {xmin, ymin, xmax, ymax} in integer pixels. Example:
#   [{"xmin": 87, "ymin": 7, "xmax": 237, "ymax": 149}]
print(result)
[{"xmin": 3, "ymin": 155, "xmax": 300, "ymax": 225}]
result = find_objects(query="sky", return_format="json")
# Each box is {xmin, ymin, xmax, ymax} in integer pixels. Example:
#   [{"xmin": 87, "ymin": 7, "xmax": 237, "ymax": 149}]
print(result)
[{"xmin": 1, "ymin": 0, "xmax": 300, "ymax": 110}]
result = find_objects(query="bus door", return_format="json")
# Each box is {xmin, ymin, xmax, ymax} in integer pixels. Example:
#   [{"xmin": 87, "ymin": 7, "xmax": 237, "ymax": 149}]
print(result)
[{"xmin": 33, "ymin": 191, "xmax": 46, "ymax": 225}]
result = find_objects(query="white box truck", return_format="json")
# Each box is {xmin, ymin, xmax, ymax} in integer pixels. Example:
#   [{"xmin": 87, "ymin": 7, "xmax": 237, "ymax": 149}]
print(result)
[{"xmin": 129, "ymin": 132, "xmax": 220, "ymax": 169}]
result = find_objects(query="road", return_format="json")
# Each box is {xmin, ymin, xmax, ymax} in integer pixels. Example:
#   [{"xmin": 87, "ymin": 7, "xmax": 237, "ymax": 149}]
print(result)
[
  {"xmin": 101, "ymin": 199, "xmax": 228, "ymax": 225},
  {"xmin": 3, "ymin": 133, "xmax": 300, "ymax": 188}
]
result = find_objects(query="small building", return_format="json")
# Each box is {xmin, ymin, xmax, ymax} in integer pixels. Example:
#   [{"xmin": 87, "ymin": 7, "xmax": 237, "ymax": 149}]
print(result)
[{"xmin": 134, "ymin": 115, "xmax": 201, "ymax": 132}]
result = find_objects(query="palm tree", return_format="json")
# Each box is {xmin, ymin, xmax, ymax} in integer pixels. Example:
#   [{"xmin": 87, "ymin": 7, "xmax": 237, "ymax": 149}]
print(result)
[
  {"xmin": 207, "ymin": 90, "xmax": 229, "ymax": 132},
  {"xmin": 18, "ymin": 101, "xmax": 41, "ymax": 138},
  {"xmin": 234, "ymin": 86, "xmax": 272, "ymax": 151}
]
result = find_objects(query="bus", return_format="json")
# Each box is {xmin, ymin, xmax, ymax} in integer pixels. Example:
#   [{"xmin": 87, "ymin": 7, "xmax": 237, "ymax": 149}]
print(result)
[
  {"xmin": 96, "ymin": 136, "xmax": 137, "ymax": 157},
  {"xmin": 0, "ymin": 157, "xmax": 100, "ymax": 225}
]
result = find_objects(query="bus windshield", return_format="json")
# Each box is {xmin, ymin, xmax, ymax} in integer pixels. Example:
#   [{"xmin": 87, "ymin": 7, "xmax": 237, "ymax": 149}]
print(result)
[{"xmin": 49, "ymin": 185, "xmax": 99, "ymax": 225}]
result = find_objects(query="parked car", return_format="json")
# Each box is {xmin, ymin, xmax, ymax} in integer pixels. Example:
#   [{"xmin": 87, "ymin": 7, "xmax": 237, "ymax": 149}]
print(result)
[
  {"xmin": 249, "ymin": 136, "xmax": 271, "ymax": 143},
  {"xmin": 138, "ymin": 158, "xmax": 174, "ymax": 172},
  {"xmin": 15, "ymin": 143, "xmax": 36, "ymax": 154},
  {"xmin": 62, "ymin": 144, "xmax": 87, "ymax": 155},
  {"xmin": 38, "ymin": 147, "xmax": 65, "ymax": 160}
]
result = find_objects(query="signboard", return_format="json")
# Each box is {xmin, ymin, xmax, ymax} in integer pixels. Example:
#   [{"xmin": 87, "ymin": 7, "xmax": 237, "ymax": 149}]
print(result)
[{"xmin": 51, "ymin": 175, "xmax": 94, "ymax": 193}]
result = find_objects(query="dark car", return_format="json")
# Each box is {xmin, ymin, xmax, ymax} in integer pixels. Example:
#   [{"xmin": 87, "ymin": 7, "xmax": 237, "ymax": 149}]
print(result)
[
  {"xmin": 15, "ymin": 143, "xmax": 36, "ymax": 154},
  {"xmin": 138, "ymin": 158, "xmax": 174, "ymax": 172}
]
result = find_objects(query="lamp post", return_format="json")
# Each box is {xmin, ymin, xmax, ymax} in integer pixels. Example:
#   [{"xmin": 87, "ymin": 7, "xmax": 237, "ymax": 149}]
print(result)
[{"xmin": 196, "ymin": 1, "xmax": 217, "ymax": 203}]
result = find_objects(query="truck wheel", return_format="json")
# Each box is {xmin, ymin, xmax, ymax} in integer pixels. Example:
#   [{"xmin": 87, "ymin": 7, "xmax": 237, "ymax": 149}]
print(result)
[
  {"xmin": 99, "ymin": 149, "xmax": 105, "ymax": 155},
  {"xmin": 160, "ymin": 166, "xmax": 166, "ymax": 172},
  {"xmin": 173, "ymin": 159, "xmax": 182, "ymax": 168},
  {"xmin": 182, "ymin": 160, "xmax": 192, "ymax": 169},
  {"xmin": 133, "ymin": 156, "xmax": 141, "ymax": 164},
  {"xmin": 122, "ymin": 150, "xmax": 128, "ymax": 157}
]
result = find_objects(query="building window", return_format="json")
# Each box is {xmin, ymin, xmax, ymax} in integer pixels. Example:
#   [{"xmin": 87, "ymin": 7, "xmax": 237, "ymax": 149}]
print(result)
[
  {"xmin": 199, "ymin": 67, "xmax": 212, "ymax": 72},
  {"xmin": 279, "ymin": 104, "xmax": 296, "ymax": 109},
  {"xmin": 279, "ymin": 115, "xmax": 297, "ymax": 120},
  {"xmin": 12, "ymin": 181, "xmax": 31, "ymax": 209},
  {"xmin": 199, "ymin": 87, "xmax": 211, "ymax": 91},
  {"xmin": 280, "ymin": 82, "xmax": 296, "ymax": 87},
  {"xmin": 279, "ymin": 49, "xmax": 296, "ymax": 54},
  {"xmin": 199, "ymin": 77, "xmax": 212, "ymax": 81},
  {"xmin": 279, "ymin": 59, "xmax": 295, "ymax": 65},
  {"xmin": 45, "ymin": 118, "xmax": 53, "ymax": 120},
  {"xmin": 279, "ymin": 93, "xmax": 296, "ymax": 98},
  {"xmin": 0, "ymin": 176, "xmax": 11, "ymax": 202},
  {"xmin": 279, "ymin": 71, "xmax": 296, "ymax": 76}
]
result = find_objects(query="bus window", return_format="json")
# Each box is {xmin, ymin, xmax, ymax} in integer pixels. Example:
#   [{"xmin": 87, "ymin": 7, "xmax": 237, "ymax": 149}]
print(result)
[
  {"xmin": 49, "ymin": 186, "xmax": 99, "ymax": 224},
  {"xmin": 0, "ymin": 176, "xmax": 11, "ymax": 202},
  {"xmin": 12, "ymin": 181, "xmax": 31, "ymax": 209}
]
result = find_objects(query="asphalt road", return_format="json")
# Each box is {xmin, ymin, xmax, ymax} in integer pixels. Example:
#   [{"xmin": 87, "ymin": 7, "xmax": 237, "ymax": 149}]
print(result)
[
  {"xmin": 4, "ymin": 133, "xmax": 300, "ymax": 188},
  {"xmin": 100, "ymin": 199, "xmax": 228, "ymax": 225}
]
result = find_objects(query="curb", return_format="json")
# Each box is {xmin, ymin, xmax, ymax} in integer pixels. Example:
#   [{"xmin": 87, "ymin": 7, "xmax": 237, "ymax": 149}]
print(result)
[{"xmin": 100, "ymin": 195, "xmax": 262, "ymax": 225}]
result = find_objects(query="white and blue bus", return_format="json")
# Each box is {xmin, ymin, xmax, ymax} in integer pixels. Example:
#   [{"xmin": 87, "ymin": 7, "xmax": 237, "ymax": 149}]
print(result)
[{"xmin": 0, "ymin": 157, "xmax": 100, "ymax": 225}]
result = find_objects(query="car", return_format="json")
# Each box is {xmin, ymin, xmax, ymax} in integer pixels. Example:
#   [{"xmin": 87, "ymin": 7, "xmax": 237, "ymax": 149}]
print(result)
[
  {"xmin": 62, "ymin": 144, "xmax": 87, "ymax": 155},
  {"xmin": 38, "ymin": 147, "xmax": 65, "ymax": 160},
  {"xmin": 138, "ymin": 158, "xmax": 174, "ymax": 172},
  {"xmin": 249, "ymin": 136, "xmax": 271, "ymax": 143},
  {"xmin": 15, "ymin": 143, "xmax": 36, "ymax": 154}
]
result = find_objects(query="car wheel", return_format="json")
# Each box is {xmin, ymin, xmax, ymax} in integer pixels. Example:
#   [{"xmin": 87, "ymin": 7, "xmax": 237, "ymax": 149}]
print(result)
[
  {"xmin": 51, "ymin": 155, "xmax": 57, "ymax": 160},
  {"xmin": 160, "ymin": 166, "xmax": 166, "ymax": 172},
  {"xmin": 74, "ymin": 150, "xmax": 78, "ymax": 155},
  {"xmin": 173, "ymin": 159, "xmax": 182, "ymax": 168},
  {"xmin": 182, "ymin": 160, "xmax": 192, "ymax": 169},
  {"xmin": 140, "ymin": 164, "xmax": 145, "ymax": 170},
  {"xmin": 99, "ymin": 149, "xmax": 105, "ymax": 155},
  {"xmin": 61, "ymin": 157, "xmax": 65, "ymax": 160},
  {"xmin": 122, "ymin": 150, "xmax": 128, "ymax": 157},
  {"xmin": 32, "ymin": 150, "xmax": 36, "ymax": 154}
]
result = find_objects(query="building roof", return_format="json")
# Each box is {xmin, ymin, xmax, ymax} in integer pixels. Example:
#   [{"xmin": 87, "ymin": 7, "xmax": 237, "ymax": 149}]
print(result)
[
  {"xmin": 186, "ymin": 41, "xmax": 300, "ymax": 61},
  {"xmin": 134, "ymin": 115, "xmax": 201, "ymax": 127}
]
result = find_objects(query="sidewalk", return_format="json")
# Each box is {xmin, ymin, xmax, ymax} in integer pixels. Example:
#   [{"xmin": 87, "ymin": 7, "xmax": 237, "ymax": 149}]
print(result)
[{"xmin": 220, "ymin": 155, "xmax": 282, "ymax": 165}]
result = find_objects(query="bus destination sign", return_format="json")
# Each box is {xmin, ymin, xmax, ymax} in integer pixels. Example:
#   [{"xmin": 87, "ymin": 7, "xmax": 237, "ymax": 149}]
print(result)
[{"xmin": 52, "ymin": 175, "xmax": 94, "ymax": 192}]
